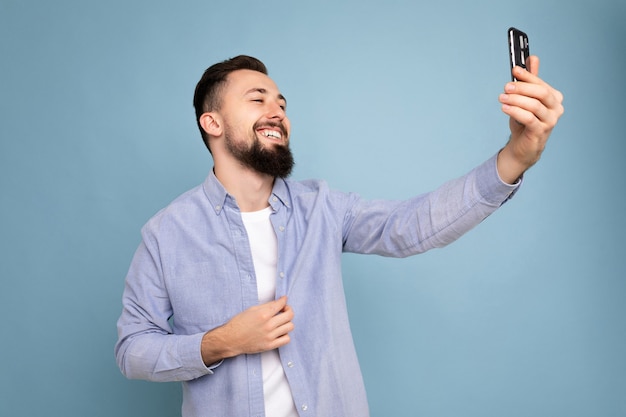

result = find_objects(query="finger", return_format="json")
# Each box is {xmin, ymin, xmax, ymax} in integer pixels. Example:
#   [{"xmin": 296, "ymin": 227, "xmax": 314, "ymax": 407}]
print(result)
[
  {"xmin": 503, "ymin": 104, "xmax": 538, "ymax": 128},
  {"xmin": 502, "ymin": 83, "xmax": 563, "ymax": 122},
  {"xmin": 512, "ymin": 66, "xmax": 541, "ymax": 86},
  {"xmin": 270, "ymin": 333, "xmax": 292, "ymax": 349},
  {"xmin": 500, "ymin": 93, "xmax": 546, "ymax": 123},
  {"xmin": 265, "ymin": 316, "xmax": 295, "ymax": 349},
  {"xmin": 279, "ymin": 304, "xmax": 294, "ymax": 316},
  {"xmin": 269, "ymin": 304, "xmax": 295, "ymax": 328},
  {"xmin": 274, "ymin": 320, "xmax": 295, "ymax": 337},
  {"xmin": 265, "ymin": 295, "xmax": 288, "ymax": 314},
  {"xmin": 527, "ymin": 55, "xmax": 540, "ymax": 76},
  {"xmin": 511, "ymin": 61, "xmax": 550, "ymax": 88}
]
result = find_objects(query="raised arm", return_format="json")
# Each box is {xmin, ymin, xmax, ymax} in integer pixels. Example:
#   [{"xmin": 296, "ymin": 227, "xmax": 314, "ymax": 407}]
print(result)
[{"xmin": 497, "ymin": 55, "xmax": 564, "ymax": 183}]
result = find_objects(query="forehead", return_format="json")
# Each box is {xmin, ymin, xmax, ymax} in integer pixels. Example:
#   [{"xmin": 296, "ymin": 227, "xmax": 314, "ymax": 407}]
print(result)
[{"xmin": 224, "ymin": 69, "xmax": 282, "ymax": 97}]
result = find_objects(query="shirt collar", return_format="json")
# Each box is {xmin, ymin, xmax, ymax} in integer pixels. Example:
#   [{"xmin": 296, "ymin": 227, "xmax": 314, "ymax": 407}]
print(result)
[
  {"xmin": 202, "ymin": 169, "xmax": 291, "ymax": 215},
  {"xmin": 269, "ymin": 177, "xmax": 291, "ymax": 211}
]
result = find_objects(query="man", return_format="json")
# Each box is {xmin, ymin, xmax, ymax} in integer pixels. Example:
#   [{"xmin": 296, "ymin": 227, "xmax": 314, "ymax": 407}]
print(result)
[{"xmin": 115, "ymin": 55, "xmax": 563, "ymax": 416}]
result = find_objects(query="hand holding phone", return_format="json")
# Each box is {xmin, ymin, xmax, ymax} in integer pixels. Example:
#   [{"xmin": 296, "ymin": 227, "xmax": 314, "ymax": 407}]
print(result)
[{"xmin": 508, "ymin": 27, "xmax": 529, "ymax": 81}]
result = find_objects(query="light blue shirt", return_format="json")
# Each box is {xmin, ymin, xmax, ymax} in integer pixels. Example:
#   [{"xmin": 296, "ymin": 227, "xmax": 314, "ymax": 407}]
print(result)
[{"xmin": 115, "ymin": 153, "xmax": 519, "ymax": 417}]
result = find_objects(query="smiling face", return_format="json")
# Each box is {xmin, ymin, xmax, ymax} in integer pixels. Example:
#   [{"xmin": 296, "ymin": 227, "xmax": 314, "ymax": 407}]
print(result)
[{"xmin": 215, "ymin": 69, "xmax": 294, "ymax": 177}]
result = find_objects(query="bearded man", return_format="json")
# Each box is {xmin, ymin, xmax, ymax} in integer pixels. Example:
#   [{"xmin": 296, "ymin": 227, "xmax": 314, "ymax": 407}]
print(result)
[{"xmin": 115, "ymin": 55, "xmax": 563, "ymax": 417}]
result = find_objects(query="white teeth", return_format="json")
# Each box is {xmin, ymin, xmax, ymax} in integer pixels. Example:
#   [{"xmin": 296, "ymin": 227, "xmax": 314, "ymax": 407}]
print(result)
[{"xmin": 262, "ymin": 130, "xmax": 281, "ymax": 139}]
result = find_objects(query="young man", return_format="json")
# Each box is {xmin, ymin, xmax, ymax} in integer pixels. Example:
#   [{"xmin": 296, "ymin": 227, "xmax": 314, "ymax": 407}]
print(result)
[{"xmin": 115, "ymin": 55, "xmax": 563, "ymax": 417}]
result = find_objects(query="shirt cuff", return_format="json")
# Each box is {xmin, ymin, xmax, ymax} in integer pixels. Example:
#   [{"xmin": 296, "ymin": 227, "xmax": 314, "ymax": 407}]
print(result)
[
  {"xmin": 475, "ymin": 152, "xmax": 522, "ymax": 206},
  {"xmin": 178, "ymin": 332, "xmax": 224, "ymax": 376}
]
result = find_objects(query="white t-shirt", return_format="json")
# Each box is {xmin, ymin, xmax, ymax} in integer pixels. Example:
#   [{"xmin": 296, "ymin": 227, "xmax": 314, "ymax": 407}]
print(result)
[{"xmin": 241, "ymin": 207, "xmax": 298, "ymax": 417}]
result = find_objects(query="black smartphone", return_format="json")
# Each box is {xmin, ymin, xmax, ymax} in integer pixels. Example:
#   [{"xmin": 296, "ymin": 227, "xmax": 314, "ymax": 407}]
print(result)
[{"xmin": 508, "ymin": 27, "xmax": 529, "ymax": 81}]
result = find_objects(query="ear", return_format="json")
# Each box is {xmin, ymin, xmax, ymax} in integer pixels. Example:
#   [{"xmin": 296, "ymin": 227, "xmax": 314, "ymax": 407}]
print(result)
[{"xmin": 199, "ymin": 112, "xmax": 223, "ymax": 137}]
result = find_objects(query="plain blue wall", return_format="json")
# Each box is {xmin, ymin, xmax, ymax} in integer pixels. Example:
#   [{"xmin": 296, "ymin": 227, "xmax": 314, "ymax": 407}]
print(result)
[{"xmin": 1, "ymin": 0, "xmax": 625, "ymax": 416}]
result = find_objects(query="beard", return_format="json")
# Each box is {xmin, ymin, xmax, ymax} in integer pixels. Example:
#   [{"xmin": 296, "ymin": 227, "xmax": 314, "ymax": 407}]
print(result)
[{"xmin": 224, "ymin": 123, "xmax": 295, "ymax": 178}]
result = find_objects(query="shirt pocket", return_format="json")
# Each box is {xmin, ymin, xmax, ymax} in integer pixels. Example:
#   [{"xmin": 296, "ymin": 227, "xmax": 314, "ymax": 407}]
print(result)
[{"xmin": 165, "ymin": 261, "xmax": 243, "ymax": 332}]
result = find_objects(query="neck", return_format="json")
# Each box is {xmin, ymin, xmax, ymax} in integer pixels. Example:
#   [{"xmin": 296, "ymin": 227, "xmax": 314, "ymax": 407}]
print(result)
[{"xmin": 213, "ymin": 159, "xmax": 274, "ymax": 212}]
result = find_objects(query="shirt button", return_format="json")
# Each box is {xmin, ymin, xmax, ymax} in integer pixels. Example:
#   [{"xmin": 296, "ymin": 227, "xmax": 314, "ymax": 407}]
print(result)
[
  {"xmin": 279, "ymin": 226, "xmax": 285, "ymax": 232},
  {"xmin": 215, "ymin": 205, "xmax": 221, "ymax": 211},
  {"xmin": 272, "ymin": 197, "xmax": 278, "ymax": 202},
  {"xmin": 301, "ymin": 404, "xmax": 308, "ymax": 411},
  {"xmin": 287, "ymin": 361, "xmax": 294, "ymax": 368},
  {"xmin": 279, "ymin": 272, "xmax": 285, "ymax": 279}
]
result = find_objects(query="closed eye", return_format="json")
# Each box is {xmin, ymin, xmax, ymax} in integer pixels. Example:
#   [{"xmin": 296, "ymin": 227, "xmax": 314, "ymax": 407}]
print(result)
[
  {"xmin": 245, "ymin": 88, "xmax": 287, "ymax": 111},
  {"xmin": 251, "ymin": 98, "xmax": 286, "ymax": 112}
]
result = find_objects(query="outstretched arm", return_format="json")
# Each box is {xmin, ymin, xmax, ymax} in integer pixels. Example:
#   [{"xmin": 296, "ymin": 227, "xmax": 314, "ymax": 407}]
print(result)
[{"xmin": 497, "ymin": 55, "xmax": 564, "ymax": 184}]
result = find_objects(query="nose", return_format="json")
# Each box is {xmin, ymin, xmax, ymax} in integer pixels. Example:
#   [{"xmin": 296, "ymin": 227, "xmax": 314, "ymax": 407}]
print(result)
[{"xmin": 266, "ymin": 100, "xmax": 286, "ymax": 120}]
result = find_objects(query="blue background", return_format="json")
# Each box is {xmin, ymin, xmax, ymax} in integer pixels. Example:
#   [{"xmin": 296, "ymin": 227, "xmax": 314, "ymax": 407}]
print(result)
[{"xmin": 1, "ymin": 0, "xmax": 625, "ymax": 416}]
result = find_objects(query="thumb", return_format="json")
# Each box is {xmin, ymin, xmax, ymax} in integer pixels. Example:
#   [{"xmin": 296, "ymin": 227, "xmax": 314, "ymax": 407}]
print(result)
[
  {"xmin": 528, "ymin": 55, "xmax": 540, "ymax": 76},
  {"xmin": 268, "ymin": 295, "xmax": 288, "ymax": 313}
]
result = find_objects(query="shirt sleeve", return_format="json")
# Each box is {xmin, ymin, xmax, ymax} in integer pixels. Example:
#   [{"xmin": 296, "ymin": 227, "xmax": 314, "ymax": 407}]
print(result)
[
  {"xmin": 342, "ymin": 152, "xmax": 519, "ymax": 257},
  {"xmin": 114, "ymin": 232, "xmax": 220, "ymax": 382}
]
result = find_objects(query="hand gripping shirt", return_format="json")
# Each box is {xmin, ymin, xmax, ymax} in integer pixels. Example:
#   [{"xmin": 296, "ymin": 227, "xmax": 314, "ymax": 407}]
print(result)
[{"xmin": 115, "ymin": 153, "xmax": 519, "ymax": 417}]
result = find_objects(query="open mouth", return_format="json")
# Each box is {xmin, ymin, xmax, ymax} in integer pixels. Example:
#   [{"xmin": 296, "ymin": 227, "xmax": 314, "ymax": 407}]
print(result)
[
  {"xmin": 258, "ymin": 128, "xmax": 282, "ymax": 140},
  {"xmin": 255, "ymin": 123, "xmax": 288, "ymax": 144}
]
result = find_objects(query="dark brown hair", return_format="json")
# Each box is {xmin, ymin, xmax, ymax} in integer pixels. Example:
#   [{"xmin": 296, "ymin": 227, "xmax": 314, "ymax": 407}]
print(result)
[{"xmin": 193, "ymin": 55, "xmax": 268, "ymax": 152}]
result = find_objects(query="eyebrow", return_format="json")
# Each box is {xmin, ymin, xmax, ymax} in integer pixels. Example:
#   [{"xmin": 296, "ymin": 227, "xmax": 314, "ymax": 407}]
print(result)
[{"xmin": 245, "ymin": 88, "xmax": 287, "ymax": 106}]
